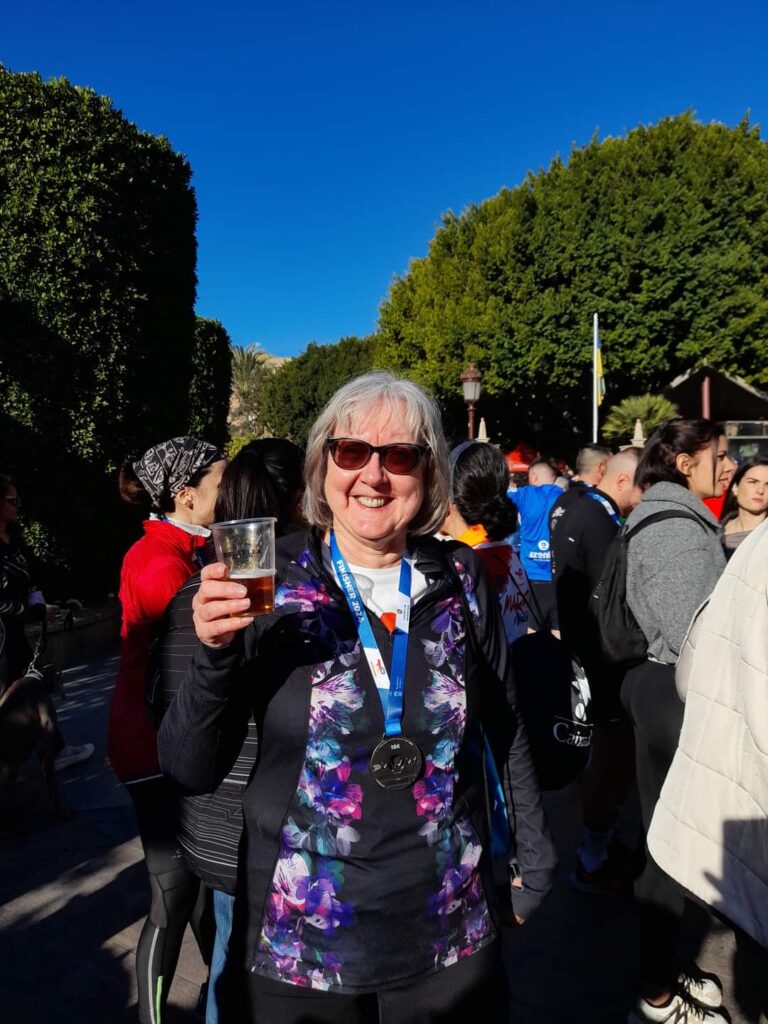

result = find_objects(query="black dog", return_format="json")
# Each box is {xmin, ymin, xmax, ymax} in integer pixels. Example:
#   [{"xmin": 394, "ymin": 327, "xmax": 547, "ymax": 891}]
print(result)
[{"xmin": 0, "ymin": 659, "xmax": 70, "ymax": 818}]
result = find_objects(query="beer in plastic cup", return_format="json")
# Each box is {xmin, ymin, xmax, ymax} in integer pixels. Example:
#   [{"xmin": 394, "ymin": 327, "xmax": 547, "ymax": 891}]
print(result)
[{"xmin": 210, "ymin": 517, "xmax": 277, "ymax": 617}]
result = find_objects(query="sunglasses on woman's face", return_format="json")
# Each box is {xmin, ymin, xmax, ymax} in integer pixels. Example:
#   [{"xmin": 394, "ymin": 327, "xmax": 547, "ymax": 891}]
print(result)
[{"xmin": 326, "ymin": 438, "xmax": 427, "ymax": 475}]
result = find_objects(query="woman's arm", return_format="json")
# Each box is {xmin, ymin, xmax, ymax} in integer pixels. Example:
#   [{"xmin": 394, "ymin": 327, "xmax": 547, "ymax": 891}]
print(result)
[
  {"xmin": 639, "ymin": 539, "xmax": 724, "ymax": 658},
  {"xmin": 145, "ymin": 577, "xmax": 199, "ymax": 726},
  {"xmin": 157, "ymin": 636, "xmax": 252, "ymax": 793},
  {"xmin": 499, "ymin": 687, "xmax": 558, "ymax": 920},
  {"xmin": 157, "ymin": 563, "xmax": 259, "ymax": 793},
  {"xmin": 0, "ymin": 551, "xmax": 41, "ymax": 621}
]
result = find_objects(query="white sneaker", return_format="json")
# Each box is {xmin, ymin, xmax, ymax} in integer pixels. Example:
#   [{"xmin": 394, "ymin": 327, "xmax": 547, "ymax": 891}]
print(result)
[
  {"xmin": 678, "ymin": 973, "xmax": 723, "ymax": 1009},
  {"xmin": 54, "ymin": 743, "xmax": 95, "ymax": 771},
  {"xmin": 628, "ymin": 993, "xmax": 728, "ymax": 1023}
]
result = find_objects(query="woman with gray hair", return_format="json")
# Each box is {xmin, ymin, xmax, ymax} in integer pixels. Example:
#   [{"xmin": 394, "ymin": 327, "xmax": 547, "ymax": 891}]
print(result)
[{"xmin": 159, "ymin": 373, "xmax": 555, "ymax": 1024}]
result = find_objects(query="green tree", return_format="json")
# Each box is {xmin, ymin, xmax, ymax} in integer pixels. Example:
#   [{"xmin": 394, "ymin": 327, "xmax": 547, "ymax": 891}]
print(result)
[
  {"xmin": 602, "ymin": 394, "xmax": 679, "ymax": 443},
  {"xmin": 376, "ymin": 113, "xmax": 768, "ymax": 447},
  {"xmin": 262, "ymin": 336, "xmax": 376, "ymax": 446},
  {"xmin": 188, "ymin": 318, "xmax": 233, "ymax": 449},
  {"xmin": 0, "ymin": 66, "xmax": 198, "ymax": 595},
  {"xmin": 229, "ymin": 343, "xmax": 275, "ymax": 438}
]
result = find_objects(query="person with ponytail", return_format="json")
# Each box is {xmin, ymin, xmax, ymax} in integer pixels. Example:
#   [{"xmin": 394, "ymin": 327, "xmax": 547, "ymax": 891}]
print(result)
[
  {"xmin": 111, "ymin": 437, "xmax": 226, "ymax": 1024},
  {"xmin": 442, "ymin": 442, "xmax": 532, "ymax": 643},
  {"xmin": 148, "ymin": 438, "xmax": 305, "ymax": 1024},
  {"xmin": 622, "ymin": 419, "xmax": 728, "ymax": 1024}
]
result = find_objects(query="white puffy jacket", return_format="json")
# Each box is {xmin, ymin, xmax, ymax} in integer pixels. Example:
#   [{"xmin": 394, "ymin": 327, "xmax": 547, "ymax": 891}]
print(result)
[{"xmin": 647, "ymin": 519, "xmax": 768, "ymax": 948}]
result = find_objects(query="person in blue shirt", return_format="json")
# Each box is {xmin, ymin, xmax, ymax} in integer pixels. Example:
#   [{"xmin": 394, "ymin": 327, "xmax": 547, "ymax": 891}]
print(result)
[{"xmin": 509, "ymin": 460, "xmax": 563, "ymax": 629}]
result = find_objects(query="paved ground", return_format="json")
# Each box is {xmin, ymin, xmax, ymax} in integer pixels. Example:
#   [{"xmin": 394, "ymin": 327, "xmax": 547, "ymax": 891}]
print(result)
[{"xmin": 0, "ymin": 651, "xmax": 755, "ymax": 1023}]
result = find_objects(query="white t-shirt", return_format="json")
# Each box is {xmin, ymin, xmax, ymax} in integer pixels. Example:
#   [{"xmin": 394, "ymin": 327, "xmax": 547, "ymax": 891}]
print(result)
[{"xmin": 342, "ymin": 559, "xmax": 428, "ymax": 622}]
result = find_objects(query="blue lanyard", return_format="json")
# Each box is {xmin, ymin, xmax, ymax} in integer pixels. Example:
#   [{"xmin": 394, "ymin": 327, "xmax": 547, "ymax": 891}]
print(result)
[
  {"xmin": 330, "ymin": 531, "xmax": 412, "ymax": 738},
  {"xmin": 585, "ymin": 489, "xmax": 622, "ymax": 526}
]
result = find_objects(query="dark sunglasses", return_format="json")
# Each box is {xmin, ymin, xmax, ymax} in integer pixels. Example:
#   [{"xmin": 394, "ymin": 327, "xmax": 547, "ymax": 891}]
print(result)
[{"xmin": 326, "ymin": 438, "xmax": 428, "ymax": 475}]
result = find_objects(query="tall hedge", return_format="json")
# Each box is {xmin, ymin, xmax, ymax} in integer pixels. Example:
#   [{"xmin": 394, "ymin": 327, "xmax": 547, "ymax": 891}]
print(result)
[
  {"xmin": 0, "ymin": 66, "xmax": 200, "ymax": 597},
  {"xmin": 376, "ymin": 113, "xmax": 768, "ymax": 447},
  {"xmin": 188, "ymin": 317, "xmax": 233, "ymax": 451}
]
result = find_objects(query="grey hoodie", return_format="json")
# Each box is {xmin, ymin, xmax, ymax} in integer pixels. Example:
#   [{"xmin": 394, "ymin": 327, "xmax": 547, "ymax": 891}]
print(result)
[{"xmin": 625, "ymin": 482, "xmax": 725, "ymax": 664}]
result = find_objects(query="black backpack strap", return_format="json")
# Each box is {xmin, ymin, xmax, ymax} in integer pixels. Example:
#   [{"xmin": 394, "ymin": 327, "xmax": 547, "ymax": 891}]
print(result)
[{"xmin": 625, "ymin": 509, "xmax": 717, "ymax": 542}]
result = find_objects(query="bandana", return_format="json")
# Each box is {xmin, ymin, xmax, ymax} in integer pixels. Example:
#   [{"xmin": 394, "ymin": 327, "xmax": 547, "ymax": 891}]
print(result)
[{"xmin": 133, "ymin": 437, "xmax": 223, "ymax": 506}]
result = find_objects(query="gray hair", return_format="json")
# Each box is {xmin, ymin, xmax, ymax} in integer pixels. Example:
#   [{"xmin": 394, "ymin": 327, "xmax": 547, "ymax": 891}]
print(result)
[{"xmin": 302, "ymin": 371, "xmax": 450, "ymax": 536}]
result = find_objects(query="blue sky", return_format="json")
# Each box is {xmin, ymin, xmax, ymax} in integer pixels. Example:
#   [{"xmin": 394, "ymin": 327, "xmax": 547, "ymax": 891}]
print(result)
[{"xmin": 3, "ymin": 0, "xmax": 767, "ymax": 356}]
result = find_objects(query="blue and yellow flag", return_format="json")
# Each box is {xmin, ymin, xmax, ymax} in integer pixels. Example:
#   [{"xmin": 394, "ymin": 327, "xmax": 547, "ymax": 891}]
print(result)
[{"xmin": 595, "ymin": 321, "xmax": 606, "ymax": 406}]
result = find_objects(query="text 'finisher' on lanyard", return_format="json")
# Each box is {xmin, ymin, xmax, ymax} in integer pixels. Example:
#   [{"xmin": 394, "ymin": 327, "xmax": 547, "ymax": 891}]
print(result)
[{"xmin": 330, "ymin": 531, "xmax": 422, "ymax": 789}]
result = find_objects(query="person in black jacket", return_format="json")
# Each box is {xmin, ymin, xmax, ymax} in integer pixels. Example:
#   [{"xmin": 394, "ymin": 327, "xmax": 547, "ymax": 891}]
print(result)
[
  {"xmin": 148, "ymin": 438, "xmax": 304, "ymax": 1024},
  {"xmin": 158, "ymin": 372, "xmax": 555, "ymax": 1024},
  {"xmin": 549, "ymin": 448, "xmax": 642, "ymax": 895}
]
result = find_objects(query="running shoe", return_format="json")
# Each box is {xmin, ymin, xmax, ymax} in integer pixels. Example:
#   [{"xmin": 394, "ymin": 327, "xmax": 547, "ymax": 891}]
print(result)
[
  {"xmin": 678, "ymin": 973, "xmax": 723, "ymax": 1009},
  {"xmin": 54, "ymin": 742, "xmax": 95, "ymax": 771},
  {"xmin": 628, "ymin": 993, "xmax": 728, "ymax": 1023}
]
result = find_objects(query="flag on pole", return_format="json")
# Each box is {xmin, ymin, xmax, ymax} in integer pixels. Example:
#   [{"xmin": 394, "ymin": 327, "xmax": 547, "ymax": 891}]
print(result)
[
  {"xmin": 592, "ymin": 313, "xmax": 604, "ymax": 443},
  {"xmin": 595, "ymin": 320, "xmax": 606, "ymax": 406}
]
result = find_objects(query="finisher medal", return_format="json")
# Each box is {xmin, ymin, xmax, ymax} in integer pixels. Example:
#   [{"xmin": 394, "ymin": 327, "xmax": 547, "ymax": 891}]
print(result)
[
  {"xmin": 330, "ymin": 532, "xmax": 422, "ymax": 791},
  {"xmin": 370, "ymin": 735, "xmax": 423, "ymax": 790}
]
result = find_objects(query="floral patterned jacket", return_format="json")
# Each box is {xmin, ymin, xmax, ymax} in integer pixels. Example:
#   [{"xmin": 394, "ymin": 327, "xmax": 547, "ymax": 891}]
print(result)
[{"xmin": 159, "ymin": 529, "xmax": 555, "ymax": 994}]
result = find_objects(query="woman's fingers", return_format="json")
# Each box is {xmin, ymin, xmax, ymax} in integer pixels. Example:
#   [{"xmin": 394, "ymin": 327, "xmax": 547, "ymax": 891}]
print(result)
[
  {"xmin": 194, "ymin": 562, "xmax": 253, "ymax": 647},
  {"xmin": 196, "ymin": 597, "xmax": 251, "ymax": 622},
  {"xmin": 195, "ymin": 609, "xmax": 252, "ymax": 647},
  {"xmin": 201, "ymin": 562, "xmax": 231, "ymax": 582}
]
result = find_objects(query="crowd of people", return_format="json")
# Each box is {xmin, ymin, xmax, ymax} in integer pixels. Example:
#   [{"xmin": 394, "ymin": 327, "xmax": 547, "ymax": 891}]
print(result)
[{"xmin": 2, "ymin": 371, "xmax": 767, "ymax": 1024}]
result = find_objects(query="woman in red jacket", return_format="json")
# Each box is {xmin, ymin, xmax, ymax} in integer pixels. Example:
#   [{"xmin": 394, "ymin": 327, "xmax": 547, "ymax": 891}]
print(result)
[{"xmin": 109, "ymin": 436, "xmax": 226, "ymax": 1024}]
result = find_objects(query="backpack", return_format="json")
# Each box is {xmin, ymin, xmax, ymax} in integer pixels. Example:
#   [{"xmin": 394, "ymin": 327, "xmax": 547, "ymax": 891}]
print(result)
[
  {"xmin": 509, "ymin": 628, "xmax": 593, "ymax": 790},
  {"xmin": 589, "ymin": 509, "xmax": 714, "ymax": 667},
  {"xmin": 450, "ymin": 551, "xmax": 593, "ymax": 793}
]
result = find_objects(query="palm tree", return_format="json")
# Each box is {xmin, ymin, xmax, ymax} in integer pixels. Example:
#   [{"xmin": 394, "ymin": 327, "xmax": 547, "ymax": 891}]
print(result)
[
  {"xmin": 602, "ymin": 394, "xmax": 679, "ymax": 443},
  {"xmin": 229, "ymin": 343, "xmax": 274, "ymax": 437}
]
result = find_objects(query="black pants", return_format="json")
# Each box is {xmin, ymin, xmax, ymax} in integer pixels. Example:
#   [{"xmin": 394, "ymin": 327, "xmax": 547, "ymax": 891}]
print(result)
[
  {"xmin": 128, "ymin": 776, "xmax": 213, "ymax": 1024},
  {"xmin": 621, "ymin": 660, "xmax": 689, "ymax": 992},
  {"xmin": 529, "ymin": 580, "xmax": 559, "ymax": 630},
  {"xmin": 245, "ymin": 941, "xmax": 508, "ymax": 1024}
]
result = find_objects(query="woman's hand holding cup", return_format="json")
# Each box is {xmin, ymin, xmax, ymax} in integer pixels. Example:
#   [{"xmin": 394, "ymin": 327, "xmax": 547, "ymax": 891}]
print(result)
[{"xmin": 194, "ymin": 563, "xmax": 254, "ymax": 648}]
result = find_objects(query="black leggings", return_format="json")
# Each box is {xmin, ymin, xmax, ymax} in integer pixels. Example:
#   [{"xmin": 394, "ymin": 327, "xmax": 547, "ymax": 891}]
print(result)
[
  {"xmin": 245, "ymin": 941, "xmax": 507, "ymax": 1024},
  {"xmin": 128, "ymin": 776, "xmax": 214, "ymax": 1024},
  {"xmin": 621, "ymin": 661, "xmax": 689, "ymax": 992}
]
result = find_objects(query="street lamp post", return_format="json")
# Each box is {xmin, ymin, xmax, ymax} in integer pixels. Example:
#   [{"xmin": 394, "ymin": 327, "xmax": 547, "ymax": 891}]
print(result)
[{"xmin": 460, "ymin": 363, "xmax": 482, "ymax": 440}]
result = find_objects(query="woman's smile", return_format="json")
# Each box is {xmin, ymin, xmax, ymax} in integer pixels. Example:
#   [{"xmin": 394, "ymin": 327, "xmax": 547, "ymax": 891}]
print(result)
[{"xmin": 324, "ymin": 401, "xmax": 426, "ymax": 566}]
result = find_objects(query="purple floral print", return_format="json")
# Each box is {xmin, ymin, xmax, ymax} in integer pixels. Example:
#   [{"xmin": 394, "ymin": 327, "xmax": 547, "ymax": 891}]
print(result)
[
  {"xmin": 415, "ymin": 575, "xmax": 492, "ymax": 967},
  {"xmin": 254, "ymin": 664, "xmax": 366, "ymax": 988}
]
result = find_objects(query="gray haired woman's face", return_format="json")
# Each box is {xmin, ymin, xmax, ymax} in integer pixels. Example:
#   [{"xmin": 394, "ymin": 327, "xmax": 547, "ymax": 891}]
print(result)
[{"xmin": 323, "ymin": 400, "xmax": 426, "ymax": 562}]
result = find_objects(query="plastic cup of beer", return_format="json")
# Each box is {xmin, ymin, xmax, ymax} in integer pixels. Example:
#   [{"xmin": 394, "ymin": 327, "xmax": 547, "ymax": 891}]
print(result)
[{"xmin": 210, "ymin": 517, "xmax": 277, "ymax": 617}]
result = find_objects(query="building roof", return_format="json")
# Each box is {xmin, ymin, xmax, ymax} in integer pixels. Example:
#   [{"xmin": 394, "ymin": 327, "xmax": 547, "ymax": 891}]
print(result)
[{"xmin": 664, "ymin": 365, "xmax": 768, "ymax": 421}]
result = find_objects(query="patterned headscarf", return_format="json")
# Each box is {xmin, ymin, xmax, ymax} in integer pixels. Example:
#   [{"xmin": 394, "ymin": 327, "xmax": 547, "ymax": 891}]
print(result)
[{"xmin": 133, "ymin": 437, "xmax": 223, "ymax": 506}]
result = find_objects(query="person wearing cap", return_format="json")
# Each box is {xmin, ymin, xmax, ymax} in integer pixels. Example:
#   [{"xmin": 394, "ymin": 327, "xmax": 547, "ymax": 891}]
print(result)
[{"xmin": 109, "ymin": 436, "xmax": 226, "ymax": 1024}]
